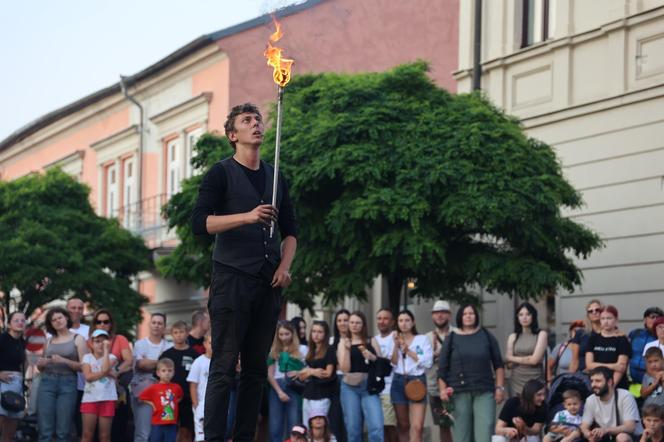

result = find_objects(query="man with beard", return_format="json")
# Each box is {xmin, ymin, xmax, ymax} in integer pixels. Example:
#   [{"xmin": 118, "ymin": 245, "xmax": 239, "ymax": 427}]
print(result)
[
  {"xmin": 425, "ymin": 301, "xmax": 453, "ymax": 442},
  {"xmin": 374, "ymin": 308, "xmax": 397, "ymax": 442},
  {"xmin": 581, "ymin": 367, "xmax": 643, "ymax": 442}
]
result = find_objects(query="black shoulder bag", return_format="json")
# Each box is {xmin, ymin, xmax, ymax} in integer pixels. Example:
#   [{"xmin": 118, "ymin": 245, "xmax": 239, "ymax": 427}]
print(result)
[{"xmin": 367, "ymin": 339, "xmax": 391, "ymax": 395}]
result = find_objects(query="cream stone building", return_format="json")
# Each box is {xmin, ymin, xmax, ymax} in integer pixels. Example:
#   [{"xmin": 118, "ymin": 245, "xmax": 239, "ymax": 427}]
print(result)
[{"xmin": 446, "ymin": 0, "xmax": 664, "ymax": 347}]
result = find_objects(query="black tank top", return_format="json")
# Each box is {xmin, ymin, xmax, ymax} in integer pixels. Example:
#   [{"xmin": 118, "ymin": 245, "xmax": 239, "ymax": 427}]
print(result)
[{"xmin": 349, "ymin": 341, "xmax": 376, "ymax": 373}]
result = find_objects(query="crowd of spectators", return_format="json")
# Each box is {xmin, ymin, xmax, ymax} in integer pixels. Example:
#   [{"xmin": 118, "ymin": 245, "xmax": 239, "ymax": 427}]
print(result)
[{"xmin": 0, "ymin": 298, "xmax": 663, "ymax": 442}]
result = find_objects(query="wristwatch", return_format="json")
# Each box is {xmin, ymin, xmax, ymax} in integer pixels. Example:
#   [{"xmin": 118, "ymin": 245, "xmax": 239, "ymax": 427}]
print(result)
[{"xmin": 495, "ymin": 385, "xmax": 505, "ymax": 392}]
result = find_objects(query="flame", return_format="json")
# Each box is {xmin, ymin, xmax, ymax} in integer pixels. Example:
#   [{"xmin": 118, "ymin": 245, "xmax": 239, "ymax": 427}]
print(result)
[{"xmin": 264, "ymin": 16, "xmax": 294, "ymax": 87}]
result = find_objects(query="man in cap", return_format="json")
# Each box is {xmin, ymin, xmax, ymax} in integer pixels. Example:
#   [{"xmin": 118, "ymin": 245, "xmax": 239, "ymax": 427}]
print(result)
[
  {"xmin": 425, "ymin": 300, "xmax": 453, "ymax": 442},
  {"xmin": 629, "ymin": 307, "xmax": 663, "ymax": 383}
]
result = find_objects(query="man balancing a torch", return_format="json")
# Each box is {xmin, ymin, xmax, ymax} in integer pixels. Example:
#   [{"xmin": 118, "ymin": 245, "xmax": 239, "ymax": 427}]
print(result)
[{"xmin": 191, "ymin": 17, "xmax": 297, "ymax": 442}]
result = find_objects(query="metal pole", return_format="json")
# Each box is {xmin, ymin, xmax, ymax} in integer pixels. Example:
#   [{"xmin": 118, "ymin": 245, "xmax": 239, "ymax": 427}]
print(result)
[
  {"xmin": 270, "ymin": 85, "xmax": 284, "ymax": 238},
  {"xmin": 472, "ymin": 0, "xmax": 483, "ymax": 91},
  {"xmin": 120, "ymin": 76, "xmax": 144, "ymax": 229}
]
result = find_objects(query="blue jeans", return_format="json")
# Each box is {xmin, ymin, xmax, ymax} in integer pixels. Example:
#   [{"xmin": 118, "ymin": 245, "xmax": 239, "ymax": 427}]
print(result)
[
  {"xmin": 37, "ymin": 373, "xmax": 78, "ymax": 442},
  {"xmin": 268, "ymin": 378, "xmax": 302, "ymax": 442},
  {"xmin": 131, "ymin": 391, "xmax": 154, "ymax": 442},
  {"xmin": 148, "ymin": 424, "xmax": 177, "ymax": 442},
  {"xmin": 340, "ymin": 379, "xmax": 384, "ymax": 442},
  {"xmin": 226, "ymin": 385, "xmax": 238, "ymax": 440}
]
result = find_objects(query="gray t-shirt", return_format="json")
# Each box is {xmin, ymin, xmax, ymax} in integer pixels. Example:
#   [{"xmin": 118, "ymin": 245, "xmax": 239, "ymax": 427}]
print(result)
[
  {"xmin": 438, "ymin": 328, "xmax": 504, "ymax": 393},
  {"xmin": 582, "ymin": 389, "xmax": 643, "ymax": 435},
  {"xmin": 642, "ymin": 372, "xmax": 664, "ymax": 407},
  {"xmin": 550, "ymin": 341, "xmax": 573, "ymax": 375}
]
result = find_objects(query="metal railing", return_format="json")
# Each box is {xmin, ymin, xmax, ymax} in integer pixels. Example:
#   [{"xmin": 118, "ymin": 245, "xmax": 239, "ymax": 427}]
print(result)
[{"xmin": 117, "ymin": 193, "xmax": 176, "ymax": 248}]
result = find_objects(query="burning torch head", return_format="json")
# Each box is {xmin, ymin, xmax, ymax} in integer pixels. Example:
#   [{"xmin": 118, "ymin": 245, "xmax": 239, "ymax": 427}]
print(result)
[{"xmin": 264, "ymin": 15, "xmax": 294, "ymax": 88}]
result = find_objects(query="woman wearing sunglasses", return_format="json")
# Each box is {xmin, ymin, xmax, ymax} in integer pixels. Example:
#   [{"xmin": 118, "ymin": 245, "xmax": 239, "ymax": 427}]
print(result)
[
  {"xmin": 89, "ymin": 309, "xmax": 133, "ymax": 441},
  {"xmin": 567, "ymin": 299, "xmax": 603, "ymax": 373}
]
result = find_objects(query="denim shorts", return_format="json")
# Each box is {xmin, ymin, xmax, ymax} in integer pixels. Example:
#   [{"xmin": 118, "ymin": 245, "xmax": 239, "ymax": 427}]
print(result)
[{"xmin": 390, "ymin": 373, "xmax": 427, "ymax": 404}]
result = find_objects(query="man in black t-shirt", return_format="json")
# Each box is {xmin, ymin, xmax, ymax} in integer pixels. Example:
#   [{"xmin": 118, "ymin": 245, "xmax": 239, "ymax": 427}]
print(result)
[{"xmin": 192, "ymin": 103, "xmax": 297, "ymax": 442}]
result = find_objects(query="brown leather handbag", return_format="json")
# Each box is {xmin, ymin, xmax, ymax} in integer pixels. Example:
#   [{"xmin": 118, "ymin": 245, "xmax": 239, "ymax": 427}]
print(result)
[
  {"xmin": 401, "ymin": 345, "xmax": 426, "ymax": 402},
  {"xmin": 404, "ymin": 377, "xmax": 426, "ymax": 401}
]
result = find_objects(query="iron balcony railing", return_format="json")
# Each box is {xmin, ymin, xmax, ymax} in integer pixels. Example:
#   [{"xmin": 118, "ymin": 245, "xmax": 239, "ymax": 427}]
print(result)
[{"xmin": 116, "ymin": 193, "xmax": 176, "ymax": 248}]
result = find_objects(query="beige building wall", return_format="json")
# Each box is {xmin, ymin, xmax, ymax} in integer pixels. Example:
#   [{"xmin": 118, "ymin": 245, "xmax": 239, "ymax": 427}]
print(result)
[{"xmin": 455, "ymin": 0, "xmax": 664, "ymax": 346}]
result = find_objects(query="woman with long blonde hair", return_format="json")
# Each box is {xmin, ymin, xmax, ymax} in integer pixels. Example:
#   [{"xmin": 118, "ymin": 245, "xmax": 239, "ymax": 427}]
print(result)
[
  {"xmin": 568, "ymin": 299, "xmax": 603, "ymax": 373},
  {"xmin": 267, "ymin": 320, "xmax": 308, "ymax": 442}
]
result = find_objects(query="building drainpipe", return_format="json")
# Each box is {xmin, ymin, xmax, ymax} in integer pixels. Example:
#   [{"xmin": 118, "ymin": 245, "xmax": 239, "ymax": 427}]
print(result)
[
  {"xmin": 472, "ymin": 0, "xmax": 483, "ymax": 91},
  {"xmin": 119, "ymin": 75, "xmax": 144, "ymax": 227}
]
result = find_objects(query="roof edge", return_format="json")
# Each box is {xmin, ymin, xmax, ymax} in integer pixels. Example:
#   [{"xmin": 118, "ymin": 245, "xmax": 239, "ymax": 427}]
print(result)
[{"xmin": 0, "ymin": 0, "xmax": 325, "ymax": 153}]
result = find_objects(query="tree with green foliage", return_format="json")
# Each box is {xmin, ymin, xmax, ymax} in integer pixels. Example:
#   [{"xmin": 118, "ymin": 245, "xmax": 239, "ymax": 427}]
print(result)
[
  {"xmin": 160, "ymin": 61, "xmax": 602, "ymax": 313},
  {"xmin": 0, "ymin": 169, "xmax": 150, "ymax": 336},
  {"xmin": 158, "ymin": 133, "xmax": 233, "ymax": 289}
]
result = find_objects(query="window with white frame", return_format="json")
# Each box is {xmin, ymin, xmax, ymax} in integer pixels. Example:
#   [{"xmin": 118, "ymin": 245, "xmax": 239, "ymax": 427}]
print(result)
[
  {"xmin": 106, "ymin": 163, "xmax": 119, "ymax": 218},
  {"xmin": 123, "ymin": 157, "xmax": 137, "ymax": 228},
  {"xmin": 521, "ymin": 0, "xmax": 556, "ymax": 48},
  {"xmin": 185, "ymin": 128, "xmax": 203, "ymax": 178},
  {"xmin": 167, "ymin": 138, "xmax": 181, "ymax": 197}
]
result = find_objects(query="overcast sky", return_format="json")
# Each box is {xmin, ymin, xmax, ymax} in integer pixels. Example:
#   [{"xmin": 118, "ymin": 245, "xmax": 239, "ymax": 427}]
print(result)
[{"xmin": 0, "ymin": 0, "xmax": 302, "ymax": 140}]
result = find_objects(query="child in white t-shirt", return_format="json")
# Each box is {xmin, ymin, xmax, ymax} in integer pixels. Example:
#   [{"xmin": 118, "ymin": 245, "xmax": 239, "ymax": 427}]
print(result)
[
  {"xmin": 80, "ymin": 329, "xmax": 118, "ymax": 442},
  {"xmin": 544, "ymin": 389, "xmax": 583, "ymax": 442},
  {"xmin": 187, "ymin": 334, "xmax": 212, "ymax": 442}
]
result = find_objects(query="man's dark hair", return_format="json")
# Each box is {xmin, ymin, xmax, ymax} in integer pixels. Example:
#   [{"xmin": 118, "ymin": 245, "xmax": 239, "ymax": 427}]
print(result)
[
  {"xmin": 151, "ymin": 312, "xmax": 167, "ymax": 324},
  {"xmin": 45, "ymin": 307, "xmax": 73, "ymax": 336},
  {"xmin": 223, "ymin": 103, "xmax": 262, "ymax": 149},
  {"xmin": 588, "ymin": 366, "xmax": 613, "ymax": 383},
  {"xmin": 376, "ymin": 308, "xmax": 393, "ymax": 318}
]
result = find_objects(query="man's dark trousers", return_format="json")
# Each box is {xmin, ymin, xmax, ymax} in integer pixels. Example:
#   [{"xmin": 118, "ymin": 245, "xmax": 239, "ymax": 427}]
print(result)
[{"xmin": 204, "ymin": 266, "xmax": 281, "ymax": 442}]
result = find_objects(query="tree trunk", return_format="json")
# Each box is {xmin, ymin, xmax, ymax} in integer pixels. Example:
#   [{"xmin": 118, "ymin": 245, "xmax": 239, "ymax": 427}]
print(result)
[{"xmin": 387, "ymin": 273, "xmax": 404, "ymax": 317}]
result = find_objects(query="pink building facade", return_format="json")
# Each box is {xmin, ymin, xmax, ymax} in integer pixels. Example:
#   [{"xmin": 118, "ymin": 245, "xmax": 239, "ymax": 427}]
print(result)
[{"xmin": 0, "ymin": 0, "xmax": 458, "ymax": 337}]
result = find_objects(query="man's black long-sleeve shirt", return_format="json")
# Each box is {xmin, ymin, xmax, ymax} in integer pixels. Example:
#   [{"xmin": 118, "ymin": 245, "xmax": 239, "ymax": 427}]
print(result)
[{"xmin": 191, "ymin": 157, "xmax": 298, "ymax": 241}]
